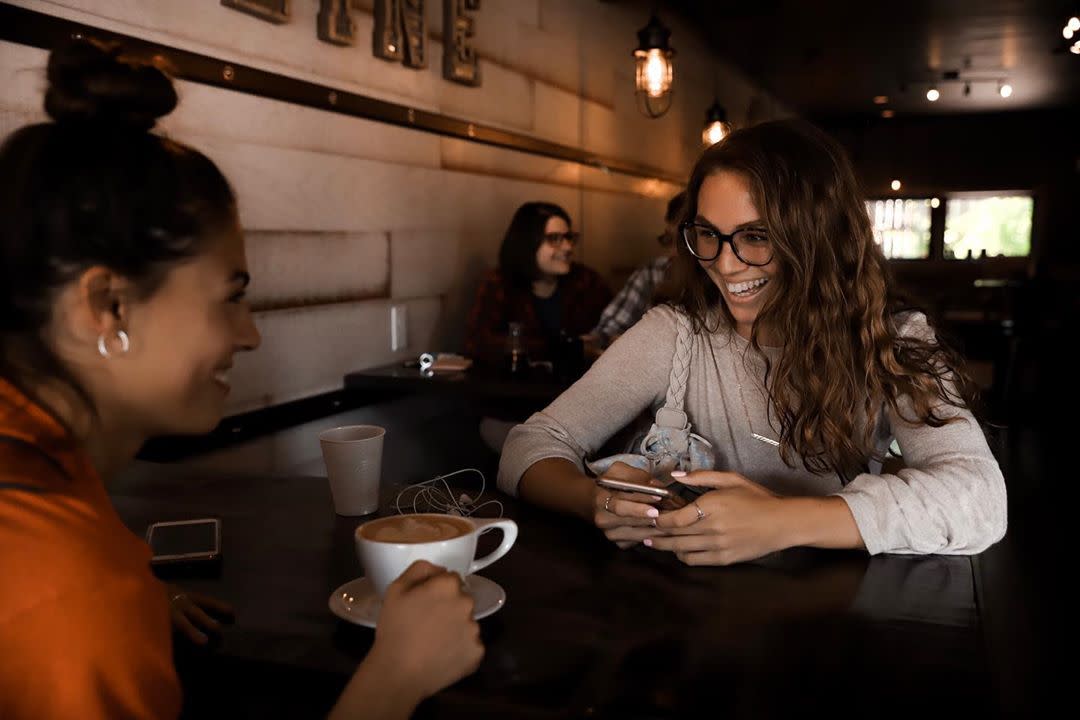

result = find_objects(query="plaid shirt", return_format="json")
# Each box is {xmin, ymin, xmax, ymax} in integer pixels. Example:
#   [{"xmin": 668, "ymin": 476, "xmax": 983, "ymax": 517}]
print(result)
[
  {"xmin": 465, "ymin": 265, "xmax": 612, "ymax": 364},
  {"xmin": 592, "ymin": 255, "xmax": 672, "ymax": 345}
]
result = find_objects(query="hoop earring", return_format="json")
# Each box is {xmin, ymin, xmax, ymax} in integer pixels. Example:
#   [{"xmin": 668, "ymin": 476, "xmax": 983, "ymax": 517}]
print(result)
[{"xmin": 97, "ymin": 329, "xmax": 131, "ymax": 359}]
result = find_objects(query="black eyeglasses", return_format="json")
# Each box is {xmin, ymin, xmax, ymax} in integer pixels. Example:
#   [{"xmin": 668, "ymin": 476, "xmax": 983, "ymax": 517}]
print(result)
[
  {"xmin": 542, "ymin": 231, "xmax": 580, "ymax": 247},
  {"xmin": 680, "ymin": 221, "xmax": 773, "ymax": 266}
]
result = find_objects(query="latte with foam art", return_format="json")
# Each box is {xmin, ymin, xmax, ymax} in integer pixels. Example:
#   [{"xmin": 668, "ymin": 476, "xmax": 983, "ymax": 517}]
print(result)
[{"xmin": 360, "ymin": 515, "xmax": 472, "ymax": 544}]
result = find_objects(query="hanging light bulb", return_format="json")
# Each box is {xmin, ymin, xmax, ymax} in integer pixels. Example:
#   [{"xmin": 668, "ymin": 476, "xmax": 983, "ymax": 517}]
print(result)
[
  {"xmin": 999, "ymin": 82, "xmax": 1013, "ymax": 98},
  {"xmin": 701, "ymin": 101, "xmax": 731, "ymax": 146},
  {"xmin": 633, "ymin": 15, "xmax": 675, "ymax": 118},
  {"xmin": 891, "ymin": 180, "xmax": 902, "ymax": 191},
  {"xmin": 1069, "ymin": 17, "xmax": 1080, "ymax": 31},
  {"xmin": 926, "ymin": 87, "xmax": 940, "ymax": 102},
  {"xmin": 643, "ymin": 51, "xmax": 670, "ymax": 96},
  {"xmin": 1072, "ymin": 40, "xmax": 1080, "ymax": 55},
  {"xmin": 1066, "ymin": 26, "xmax": 1075, "ymax": 40}
]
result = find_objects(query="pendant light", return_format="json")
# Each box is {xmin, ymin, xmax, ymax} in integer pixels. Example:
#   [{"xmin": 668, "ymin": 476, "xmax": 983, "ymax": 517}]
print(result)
[
  {"xmin": 702, "ymin": 100, "xmax": 731, "ymax": 146},
  {"xmin": 633, "ymin": 14, "xmax": 675, "ymax": 118}
]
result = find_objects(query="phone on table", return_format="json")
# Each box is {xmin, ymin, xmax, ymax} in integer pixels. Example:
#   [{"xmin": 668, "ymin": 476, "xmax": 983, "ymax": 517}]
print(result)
[{"xmin": 146, "ymin": 518, "xmax": 221, "ymax": 566}]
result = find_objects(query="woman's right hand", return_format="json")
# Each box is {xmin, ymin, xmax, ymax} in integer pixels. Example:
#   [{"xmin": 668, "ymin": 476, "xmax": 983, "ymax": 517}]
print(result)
[
  {"xmin": 331, "ymin": 561, "xmax": 484, "ymax": 720},
  {"xmin": 593, "ymin": 462, "xmax": 665, "ymax": 549},
  {"xmin": 369, "ymin": 561, "xmax": 485, "ymax": 702}
]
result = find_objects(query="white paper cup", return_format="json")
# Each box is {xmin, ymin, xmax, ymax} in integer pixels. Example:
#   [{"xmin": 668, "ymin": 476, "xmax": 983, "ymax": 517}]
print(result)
[{"xmin": 319, "ymin": 425, "xmax": 385, "ymax": 516}]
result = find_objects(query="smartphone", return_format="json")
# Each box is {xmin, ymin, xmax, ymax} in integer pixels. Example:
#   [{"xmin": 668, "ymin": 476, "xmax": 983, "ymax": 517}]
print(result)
[
  {"xmin": 146, "ymin": 518, "xmax": 221, "ymax": 565},
  {"xmin": 596, "ymin": 476, "xmax": 707, "ymax": 503},
  {"xmin": 596, "ymin": 476, "xmax": 675, "ymax": 498}
]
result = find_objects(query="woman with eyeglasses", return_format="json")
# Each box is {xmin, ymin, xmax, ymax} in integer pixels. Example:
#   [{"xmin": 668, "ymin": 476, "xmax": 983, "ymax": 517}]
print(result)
[
  {"xmin": 464, "ymin": 202, "xmax": 612, "ymax": 367},
  {"xmin": 498, "ymin": 120, "xmax": 1006, "ymax": 564}
]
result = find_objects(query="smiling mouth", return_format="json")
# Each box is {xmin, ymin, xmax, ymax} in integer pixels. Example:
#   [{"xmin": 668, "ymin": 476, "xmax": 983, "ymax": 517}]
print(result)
[{"xmin": 726, "ymin": 277, "xmax": 769, "ymax": 297}]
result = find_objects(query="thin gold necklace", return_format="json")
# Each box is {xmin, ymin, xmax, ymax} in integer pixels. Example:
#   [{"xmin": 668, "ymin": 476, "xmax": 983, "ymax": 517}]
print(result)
[{"xmin": 729, "ymin": 339, "xmax": 781, "ymax": 448}]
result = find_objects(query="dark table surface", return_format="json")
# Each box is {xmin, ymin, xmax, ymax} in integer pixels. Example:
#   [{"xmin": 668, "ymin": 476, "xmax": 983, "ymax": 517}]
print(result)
[
  {"xmin": 110, "ymin": 459, "xmax": 1044, "ymax": 719},
  {"xmin": 344, "ymin": 362, "xmax": 575, "ymax": 410}
]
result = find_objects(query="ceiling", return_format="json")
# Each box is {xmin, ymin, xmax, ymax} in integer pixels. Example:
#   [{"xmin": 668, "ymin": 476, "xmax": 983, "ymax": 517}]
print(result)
[{"xmin": 665, "ymin": 0, "xmax": 1080, "ymax": 118}]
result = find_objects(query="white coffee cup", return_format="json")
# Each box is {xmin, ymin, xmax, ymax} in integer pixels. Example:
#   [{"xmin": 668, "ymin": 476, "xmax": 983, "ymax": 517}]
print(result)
[
  {"xmin": 355, "ymin": 513, "xmax": 518, "ymax": 597},
  {"xmin": 319, "ymin": 425, "xmax": 385, "ymax": 516}
]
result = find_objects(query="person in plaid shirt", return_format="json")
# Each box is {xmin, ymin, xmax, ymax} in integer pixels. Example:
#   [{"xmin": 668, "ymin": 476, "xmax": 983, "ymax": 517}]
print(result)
[
  {"xmin": 465, "ymin": 202, "xmax": 611, "ymax": 365},
  {"xmin": 590, "ymin": 191, "xmax": 685, "ymax": 348}
]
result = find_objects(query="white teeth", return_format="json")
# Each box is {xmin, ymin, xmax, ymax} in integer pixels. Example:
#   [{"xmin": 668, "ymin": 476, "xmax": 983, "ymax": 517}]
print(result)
[
  {"xmin": 727, "ymin": 277, "xmax": 769, "ymax": 295},
  {"xmin": 213, "ymin": 371, "xmax": 230, "ymax": 385}
]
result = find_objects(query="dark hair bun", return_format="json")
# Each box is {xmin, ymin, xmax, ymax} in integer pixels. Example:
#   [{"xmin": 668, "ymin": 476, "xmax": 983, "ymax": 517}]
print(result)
[{"xmin": 44, "ymin": 37, "xmax": 177, "ymax": 131}]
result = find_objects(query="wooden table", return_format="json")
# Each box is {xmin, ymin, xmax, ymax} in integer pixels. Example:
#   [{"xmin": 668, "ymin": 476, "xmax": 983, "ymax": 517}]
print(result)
[{"xmin": 111, "ymin": 459, "xmax": 1037, "ymax": 718}]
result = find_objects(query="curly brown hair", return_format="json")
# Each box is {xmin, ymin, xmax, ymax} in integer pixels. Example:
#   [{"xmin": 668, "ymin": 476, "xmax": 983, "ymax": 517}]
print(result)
[{"xmin": 658, "ymin": 119, "xmax": 978, "ymax": 479}]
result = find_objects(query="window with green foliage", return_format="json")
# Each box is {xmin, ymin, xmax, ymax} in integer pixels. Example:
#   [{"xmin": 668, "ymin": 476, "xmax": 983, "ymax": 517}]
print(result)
[
  {"xmin": 944, "ymin": 194, "xmax": 1033, "ymax": 259},
  {"xmin": 865, "ymin": 192, "xmax": 1033, "ymax": 261},
  {"xmin": 865, "ymin": 198, "xmax": 933, "ymax": 259}
]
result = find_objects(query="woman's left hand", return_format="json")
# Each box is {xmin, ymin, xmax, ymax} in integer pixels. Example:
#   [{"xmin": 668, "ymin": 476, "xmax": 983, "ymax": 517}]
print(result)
[
  {"xmin": 648, "ymin": 471, "xmax": 789, "ymax": 566},
  {"xmin": 165, "ymin": 583, "xmax": 235, "ymax": 645}
]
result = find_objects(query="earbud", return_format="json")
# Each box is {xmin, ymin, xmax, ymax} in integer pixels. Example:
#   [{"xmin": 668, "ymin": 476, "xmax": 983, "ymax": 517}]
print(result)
[{"xmin": 391, "ymin": 468, "xmax": 502, "ymax": 520}]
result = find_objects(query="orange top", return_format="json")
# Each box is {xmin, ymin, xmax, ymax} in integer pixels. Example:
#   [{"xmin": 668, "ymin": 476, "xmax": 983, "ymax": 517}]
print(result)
[{"xmin": 0, "ymin": 377, "xmax": 181, "ymax": 719}]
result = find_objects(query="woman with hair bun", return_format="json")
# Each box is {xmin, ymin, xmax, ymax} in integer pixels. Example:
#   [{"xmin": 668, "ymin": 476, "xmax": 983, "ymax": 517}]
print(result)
[
  {"xmin": 0, "ymin": 38, "xmax": 481, "ymax": 719},
  {"xmin": 500, "ymin": 120, "xmax": 1007, "ymax": 564}
]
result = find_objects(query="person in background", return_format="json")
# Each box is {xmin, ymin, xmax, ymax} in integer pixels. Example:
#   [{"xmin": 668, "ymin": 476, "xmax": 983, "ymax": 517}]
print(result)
[
  {"xmin": 0, "ymin": 38, "xmax": 482, "ymax": 720},
  {"xmin": 588, "ymin": 191, "xmax": 686, "ymax": 349},
  {"xmin": 464, "ymin": 202, "xmax": 611, "ymax": 366},
  {"xmin": 498, "ymin": 120, "xmax": 1007, "ymax": 564}
]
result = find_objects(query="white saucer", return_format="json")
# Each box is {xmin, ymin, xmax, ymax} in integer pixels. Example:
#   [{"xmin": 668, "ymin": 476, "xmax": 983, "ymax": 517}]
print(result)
[{"xmin": 329, "ymin": 575, "xmax": 506, "ymax": 628}]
